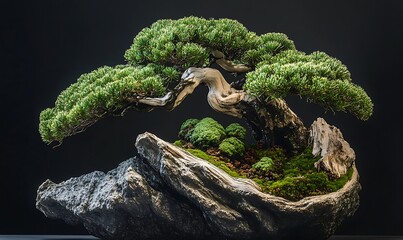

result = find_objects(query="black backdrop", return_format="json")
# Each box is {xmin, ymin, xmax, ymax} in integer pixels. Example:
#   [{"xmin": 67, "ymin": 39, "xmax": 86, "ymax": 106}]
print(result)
[{"xmin": 1, "ymin": 0, "xmax": 402, "ymax": 235}]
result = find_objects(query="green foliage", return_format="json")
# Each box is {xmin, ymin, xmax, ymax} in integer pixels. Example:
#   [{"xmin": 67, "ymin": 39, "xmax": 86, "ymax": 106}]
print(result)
[
  {"xmin": 189, "ymin": 117, "xmax": 226, "ymax": 149},
  {"xmin": 242, "ymin": 33, "xmax": 296, "ymax": 66},
  {"xmin": 40, "ymin": 16, "xmax": 373, "ymax": 144},
  {"xmin": 225, "ymin": 123, "xmax": 247, "ymax": 140},
  {"xmin": 178, "ymin": 118, "xmax": 200, "ymax": 141},
  {"xmin": 125, "ymin": 17, "xmax": 372, "ymax": 121},
  {"xmin": 218, "ymin": 137, "xmax": 245, "ymax": 157},
  {"xmin": 252, "ymin": 157, "xmax": 274, "ymax": 172},
  {"xmin": 185, "ymin": 148, "xmax": 243, "ymax": 178},
  {"xmin": 244, "ymin": 50, "xmax": 373, "ymax": 120},
  {"xmin": 39, "ymin": 64, "xmax": 180, "ymax": 143},
  {"xmin": 125, "ymin": 16, "xmax": 260, "ymax": 69},
  {"xmin": 124, "ymin": 17, "xmax": 300, "ymax": 71}
]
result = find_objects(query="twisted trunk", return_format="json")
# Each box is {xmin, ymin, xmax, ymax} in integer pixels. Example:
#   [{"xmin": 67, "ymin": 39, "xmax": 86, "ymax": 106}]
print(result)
[
  {"xmin": 239, "ymin": 97, "xmax": 308, "ymax": 152},
  {"xmin": 136, "ymin": 67, "xmax": 308, "ymax": 152}
]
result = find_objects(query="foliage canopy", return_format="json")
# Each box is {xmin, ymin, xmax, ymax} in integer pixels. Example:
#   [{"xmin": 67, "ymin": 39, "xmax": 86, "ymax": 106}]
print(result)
[{"xmin": 39, "ymin": 16, "xmax": 373, "ymax": 144}]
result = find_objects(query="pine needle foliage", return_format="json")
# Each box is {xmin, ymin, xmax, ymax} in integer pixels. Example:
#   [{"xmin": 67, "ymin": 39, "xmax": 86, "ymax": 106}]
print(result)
[
  {"xmin": 244, "ymin": 50, "xmax": 373, "ymax": 120},
  {"xmin": 39, "ymin": 16, "xmax": 373, "ymax": 144},
  {"xmin": 39, "ymin": 64, "xmax": 179, "ymax": 143}
]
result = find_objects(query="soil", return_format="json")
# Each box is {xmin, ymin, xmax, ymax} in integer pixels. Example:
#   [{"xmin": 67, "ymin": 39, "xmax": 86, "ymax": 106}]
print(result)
[{"xmin": 203, "ymin": 145, "xmax": 266, "ymax": 179}]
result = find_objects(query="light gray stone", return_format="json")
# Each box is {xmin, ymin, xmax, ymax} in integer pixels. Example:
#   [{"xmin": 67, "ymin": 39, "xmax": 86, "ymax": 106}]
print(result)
[{"xmin": 37, "ymin": 132, "xmax": 361, "ymax": 240}]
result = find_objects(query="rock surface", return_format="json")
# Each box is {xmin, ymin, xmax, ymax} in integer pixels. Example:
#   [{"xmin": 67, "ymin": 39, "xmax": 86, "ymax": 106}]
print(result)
[
  {"xmin": 37, "ymin": 132, "xmax": 361, "ymax": 240},
  {"xmin": 310, "ymin": 118, "xmax": 356, "ymax": 177}
]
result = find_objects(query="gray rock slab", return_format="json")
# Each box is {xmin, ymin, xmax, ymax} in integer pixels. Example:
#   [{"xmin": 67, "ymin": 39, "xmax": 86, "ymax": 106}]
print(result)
[{"xmin": 37, "ymin": 132, "xmax": 361, "ymax": 240}]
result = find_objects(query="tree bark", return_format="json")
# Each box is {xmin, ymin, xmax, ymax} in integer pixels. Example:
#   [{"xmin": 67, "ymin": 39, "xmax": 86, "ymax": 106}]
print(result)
[{"xmin": 134, "ymin": 67, "xmax": 308, "ymax": 152}]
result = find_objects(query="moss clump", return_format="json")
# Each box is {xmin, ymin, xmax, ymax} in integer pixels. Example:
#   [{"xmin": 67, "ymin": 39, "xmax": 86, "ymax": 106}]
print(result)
[
  {"xmin": 219, "ymin": 137, "xmax": 245, "ymax": 157},
  {"xmin": 252, "ymin": 157, "xmax": 274, "ymax": 172},
  {"xmin": 225, "ymin": 123, "xmax": 247, "ymax": 140},
  {"xmin": 188, "ymin": 117, "xmax": 226, "ymax": 149},
  {"xmin": 178, "ymin": 119, "xmax": 199, "ymax": 141}
]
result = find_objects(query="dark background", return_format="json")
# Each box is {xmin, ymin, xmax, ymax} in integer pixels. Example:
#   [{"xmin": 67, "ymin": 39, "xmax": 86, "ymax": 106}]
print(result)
[{"xmin": 1, "ymin": 0, "xmax": 402, "ymax": 236}]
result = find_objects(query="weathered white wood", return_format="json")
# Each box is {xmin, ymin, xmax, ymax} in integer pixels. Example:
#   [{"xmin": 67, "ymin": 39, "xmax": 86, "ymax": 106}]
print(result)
[
  {"xmin": 132, "ymin": 67, "xmax": 308, "ymax": 150},
  {"xmin": 176, "ymin": 67, "xmax": 246, "ymax": 117},
  {"xmin": 211, "ymin": 50, "xmax": 251, "ymax": 73},
  {"xmin": 309, "ymin": 118, "xmax": 356, "ymax": 177}
]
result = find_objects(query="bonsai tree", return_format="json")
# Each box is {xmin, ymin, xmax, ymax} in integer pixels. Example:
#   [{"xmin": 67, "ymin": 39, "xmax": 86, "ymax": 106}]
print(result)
[{"xmin": 39, "ymin": 17, "xmax": 373, "ymax": 153}]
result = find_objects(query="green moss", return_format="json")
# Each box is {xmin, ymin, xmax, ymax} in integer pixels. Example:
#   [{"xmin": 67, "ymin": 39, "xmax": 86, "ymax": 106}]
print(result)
[
  {"xmin": 327, "ymin": 167, "xmax": 354, "ymax": 191},
  {"xmin": 219, "ymin": 137, "xmax": 245, "ymax": 157},
  {"xmin": 178, "ymin": 118, "xmax": 199, "ymax": 141},
  {"xmin": 174, "ymin": 118, "xmax": 352, "ymax": 201},
  {"xmin": 268, "ymin": 173, "xmax": 330, "ymax": 201},
  {"xmin": 173, "ymin": 140, "xmax": 183, "ymax": 147},
  {"xmin": 185, "ymin": 148, "xmax": 243, "ymax": 178},
  {"xmin": 283, "ymin": 147, "xmax": 321, "ymax": 177},
  {"xmin": 225, "ymin": 123, "xmax": 247, "ymax": 140},
  {"xmin": 254, "ymin": 146, "xmax": 287, "ymax": 162},
  {"xmin": 176, "ymin": 139, "xmax": 352, "ymax": 201},
  {"xmin": 252, "ymin": 157, "xmax": 274, "ymax": 172},
  {"xmin": 252, "ymin": 147, "xmax": 353, "ymax": 201},
  {"xmin": 253, "ymin": 146, "xmax": 287, "ymax": 174},
  {"xmin": 189, "ymin": 117, "xmax": 226, "ymax": 149}
]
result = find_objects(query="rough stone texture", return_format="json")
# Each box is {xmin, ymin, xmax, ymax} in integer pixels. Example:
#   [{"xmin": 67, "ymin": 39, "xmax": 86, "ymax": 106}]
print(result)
[
  {"xmin": 37, "ymin": 132, "xmax": 361, "ymax": 240},
  {"xmin": 309, "ymin": 118, "xmax": 356, "ymax": 177}
]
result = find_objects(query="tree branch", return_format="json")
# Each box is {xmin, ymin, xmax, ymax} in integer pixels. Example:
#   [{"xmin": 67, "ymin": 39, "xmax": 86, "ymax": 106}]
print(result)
[
  {"xmin": 129, "ymin": 67, "xmax": 308, "ymax": 151},
  {"xmin": 212, "ymin": 50, "xmax": 251, "ymax": 73}
]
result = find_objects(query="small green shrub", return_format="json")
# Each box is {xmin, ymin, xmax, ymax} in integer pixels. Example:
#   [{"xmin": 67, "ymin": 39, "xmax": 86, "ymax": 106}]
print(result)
[
  {"xmin": 225, "ymin": 123, "xmax": 247, "ymax": 140},
  {"xmin": 252, "ymin": 157, "xmax": 274, "ymax": 172},
  {"xmin": 178, "ymin": 118, "xmax": 200, "ymax": 141},
  {"xmin": 219, "ymin": 137, "xmax": 245, "ymax": 157},
  {"xmin": 189, "ymin": 117, "xmax": 226, "ymax": 149}
]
